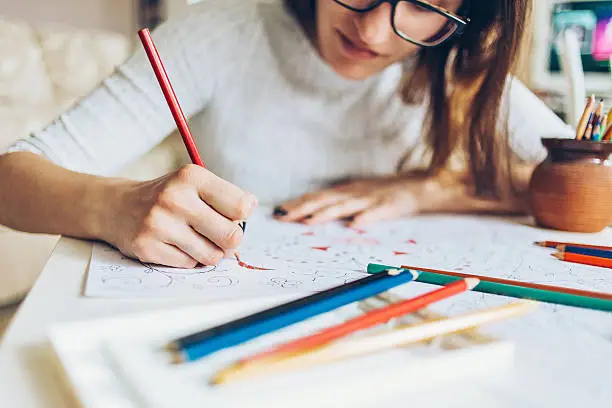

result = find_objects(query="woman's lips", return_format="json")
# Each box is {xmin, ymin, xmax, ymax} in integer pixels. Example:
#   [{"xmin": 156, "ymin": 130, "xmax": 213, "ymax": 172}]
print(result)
[{"xmin": 336, "ymin": 30, "xmax": 380, "ymax": 60}]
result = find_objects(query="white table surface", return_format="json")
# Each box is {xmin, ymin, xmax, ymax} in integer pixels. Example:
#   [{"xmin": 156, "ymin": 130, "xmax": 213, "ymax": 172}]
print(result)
[{"xmin": 1, "ymin": 221, "xmax": 611, "ymax": 408}]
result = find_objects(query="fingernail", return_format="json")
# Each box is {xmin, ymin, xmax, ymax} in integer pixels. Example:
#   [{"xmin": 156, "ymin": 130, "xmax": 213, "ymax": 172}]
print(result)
[
  {"xmin": 273, "ymin": 206, "xmax": 288, "ymax": 217},
  {"xmin": 304, "ymin": 214, "xmax": 313, "ymax": 219},
  {"xmin": 244, "ymin": 194, "xmax": 258, "ymax": 212},
  {"xmin": 238, "ymin": 221, "xmax": 247, "ymax": 233}
]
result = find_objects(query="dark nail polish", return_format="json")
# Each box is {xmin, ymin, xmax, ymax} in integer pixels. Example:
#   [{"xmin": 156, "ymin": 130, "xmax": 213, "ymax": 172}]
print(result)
[
  {"xmin": 238, "ymin": 221, "xmax": 247, "ymax": 233},
  {"xmin": 304, "ymin": 214, "xmax": 313, "ymax": 219},
  {"xmin": 273, "ymin": 206, "xmax": 288, "ymax": 217}
]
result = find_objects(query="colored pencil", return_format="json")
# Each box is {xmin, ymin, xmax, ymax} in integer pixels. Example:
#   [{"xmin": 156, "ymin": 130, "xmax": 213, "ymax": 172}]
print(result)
[
  {"xmin": 366, "ymin": 292, "xmax": 495, "ymax": 345},
  {"xmin": 603, "ymin": 121, "xmax": 612, "ymax": 141},
  {"xmin": 576, "ymin": 95, "xmax": 595, "ymax": 139},
  {"xmin": 167, "ymin": 268, "xmax": 419, "ymax": 363},
  {"xmin": 138, "ymin": 28, "xmax": 246, "ymax": 232},
  {"xmin": 239, "ymin": 278, "xmax": 479, "ymax": 365},
  {"xmin": 138, "ymin": 28, "xmax": 205, "ymax": 167},
  {"xmin": 211, "ymin": 301, "xmax": 536, "ymax": 385},
  {"xmin": 535, "ymin": 241, "xmax": 612, "ymax": 251},
  {"xmin": 556, "ymin": 245, "xmax": 612, "ymax": 259},
  {"xmin": 367, "ymin": 264, "xmax": 612, "ymax": 312},
  {"xmin": 553, "ymin": 252, "xmax": 612, "ymax": 269},
  {"xmin": 598, "ymin": 116, "xmax": 607, "ymax": 142},
  {"xmin": 584, "ymin": 123, "xmax": 594, "ymax": 140}
]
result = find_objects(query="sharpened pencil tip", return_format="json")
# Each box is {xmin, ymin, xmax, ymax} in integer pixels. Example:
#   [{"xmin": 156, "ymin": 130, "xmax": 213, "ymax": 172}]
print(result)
[
  {"xmin": 551, "ymin": 252, "xmax": 563, "ymax": 260},
  {"xmin": 169, "ymin": 349, "xmax": 186, "ymax": 365},
  {"xmin": 387, "ymin": 269, "xmax": 401, "ymax": 276},
  {"xmin": 534, "ymin": 241, "xmax": 546, "ymax": 247},
  {"xmin": 465, "ymin": 277, "xmax": 480, "ymax": 290},
  {"xmin": 165, "ymin": 341, "xmax": 179, "ymax": 352}
]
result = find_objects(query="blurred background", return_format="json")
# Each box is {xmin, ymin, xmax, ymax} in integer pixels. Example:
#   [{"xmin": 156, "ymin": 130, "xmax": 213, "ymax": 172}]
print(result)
[{"xmin": 0, "ymin": 0, "xmax": 611, "ymax": 336}]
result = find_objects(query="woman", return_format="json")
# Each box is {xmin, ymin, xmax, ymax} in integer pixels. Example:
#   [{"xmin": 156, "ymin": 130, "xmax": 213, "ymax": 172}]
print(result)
[{"xmin": 0, "ymin": 0, "xmax": 571, "ymax": 268}]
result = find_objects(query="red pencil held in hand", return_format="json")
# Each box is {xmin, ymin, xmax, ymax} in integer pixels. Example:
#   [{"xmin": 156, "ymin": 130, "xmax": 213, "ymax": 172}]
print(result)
[{"xmin": 138, "ymin": 28, "xmax": 205, "ymax": 167}]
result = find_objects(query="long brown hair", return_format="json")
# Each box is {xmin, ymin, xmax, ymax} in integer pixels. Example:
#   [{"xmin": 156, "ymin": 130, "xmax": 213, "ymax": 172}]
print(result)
[{"xmin": 285, "ymin": 0, "xmax": 531, "ymax": 198}]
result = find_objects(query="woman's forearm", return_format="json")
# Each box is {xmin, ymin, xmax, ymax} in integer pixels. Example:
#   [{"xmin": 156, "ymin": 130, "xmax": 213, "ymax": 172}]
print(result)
[{"xmin": 0, "ymin": 152, "xmax": 121, "ymax": 239}]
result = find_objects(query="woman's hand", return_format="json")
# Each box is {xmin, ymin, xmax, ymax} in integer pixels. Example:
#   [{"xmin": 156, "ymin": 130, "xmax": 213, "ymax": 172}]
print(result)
[
  {"xmin": 274, "ymin": 171, "xmax": 529, "ymax": 227},
  {"xmin": 101, "ymin": 164, "xmax": 257, "ymax": 268},
  {"xmin": 274, "ymin": 174, "xmax": 446, "ymax": 227}
]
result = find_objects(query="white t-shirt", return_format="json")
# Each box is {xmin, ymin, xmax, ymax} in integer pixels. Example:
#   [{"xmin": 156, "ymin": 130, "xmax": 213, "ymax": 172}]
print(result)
[{"xmin": 6, "ymin": 0, "xmax": 572, "ymax": 204}]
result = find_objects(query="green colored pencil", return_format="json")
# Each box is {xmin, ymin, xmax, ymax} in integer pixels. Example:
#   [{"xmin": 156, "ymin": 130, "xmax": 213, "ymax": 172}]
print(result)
[{"xmin": 367, "ymin": 264, "xmax": 612, "ymax": 312}]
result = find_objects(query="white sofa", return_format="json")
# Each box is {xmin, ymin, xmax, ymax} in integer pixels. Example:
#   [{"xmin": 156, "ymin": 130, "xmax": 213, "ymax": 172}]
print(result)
[{"xmin": 0, "ymin": 17, "xmax": 185, "ymax": 306}]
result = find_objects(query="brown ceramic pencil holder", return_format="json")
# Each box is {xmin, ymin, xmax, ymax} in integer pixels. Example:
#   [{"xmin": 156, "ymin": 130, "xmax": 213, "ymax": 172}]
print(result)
[{"xmin": 528, "ymin": 138, "xmax": 612, "ymax": 233}]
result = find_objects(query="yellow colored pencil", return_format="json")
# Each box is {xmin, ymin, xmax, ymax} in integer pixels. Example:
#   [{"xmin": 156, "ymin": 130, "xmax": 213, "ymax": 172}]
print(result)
[
  {"xmin": 211, "ymin": 301, "xmax": 537, "ymax": 385},
  {"xmin": 584, "ymin": 123, "xmax": 594, "ymax": 140}
]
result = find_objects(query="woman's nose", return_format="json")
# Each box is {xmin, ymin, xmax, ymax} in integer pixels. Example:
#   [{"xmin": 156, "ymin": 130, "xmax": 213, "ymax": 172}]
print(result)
[{"xmin": 353, "ymin": 2, "xmax": 395, "ymax": 46}]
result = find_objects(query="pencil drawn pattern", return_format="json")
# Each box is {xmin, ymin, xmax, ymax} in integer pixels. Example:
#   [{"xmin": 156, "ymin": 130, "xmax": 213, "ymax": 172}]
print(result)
[{"xmin": 86, "ymin": 207, "xmax": 612, "ymax": 301}]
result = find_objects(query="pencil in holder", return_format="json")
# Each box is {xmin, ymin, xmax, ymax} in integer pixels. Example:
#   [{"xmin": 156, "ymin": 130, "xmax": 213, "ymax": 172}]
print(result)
[{"xmin": 528, "ymin": 138, "xmax": 612, "ymax": 233}]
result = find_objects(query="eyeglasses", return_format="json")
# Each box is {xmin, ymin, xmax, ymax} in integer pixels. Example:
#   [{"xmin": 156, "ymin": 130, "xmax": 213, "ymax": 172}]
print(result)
[{"xmin": 332, "ymin": 0, "xmax": 470, "ymax": 47}]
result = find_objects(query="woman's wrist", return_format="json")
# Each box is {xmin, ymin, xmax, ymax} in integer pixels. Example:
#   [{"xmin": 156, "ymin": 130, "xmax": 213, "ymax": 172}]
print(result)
[{"xmin": 83, "ymin": 177, "xmax": 133, "ymax": 243}]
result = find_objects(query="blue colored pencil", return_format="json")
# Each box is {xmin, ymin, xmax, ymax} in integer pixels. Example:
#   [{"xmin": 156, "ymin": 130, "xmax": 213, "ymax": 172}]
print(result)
[
  {"xmin": 168, "ymin": 268, "xmax": 419, "ymax": 363},
  {"xmin": 557, "ymin": 245, "xmax": 612, "ymax": 259}
]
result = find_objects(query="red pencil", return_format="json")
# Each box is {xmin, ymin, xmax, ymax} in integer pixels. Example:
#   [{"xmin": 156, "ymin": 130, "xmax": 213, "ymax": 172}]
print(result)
[
  {"xmin": 138, "ymin": 28, "xmax": 205, "ymax": 168},
  {"xmin": 240, "ymin": 278, "xmax": 479, "ymax": 365},
  {"xmin": 536, "ymin": 241, "xmax": 611, "ymax": 251},
  {"xmin": 553, "ymin": 252, "xmax": 612, "ymax": 269}
]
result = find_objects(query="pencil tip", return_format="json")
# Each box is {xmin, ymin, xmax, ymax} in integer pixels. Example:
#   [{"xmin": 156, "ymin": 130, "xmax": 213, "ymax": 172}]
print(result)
[
  {"xmin": 169, "ymin": 349, "xmax": 186, "ymax": 365},
  {"xmin": 465, "ymin": 277, "xmax": 480, "ymax": 290},
  {"xmin": 387, "ymin": 269, "xmax": 401, "ymax": 276},
  {"xmin": 165, "ymin": 342, "xmax": 179, "ymax": 352},
  {"xmin": 534, "ymin": 241, "xmax": 545, "ymax": 247},
  {"xmin": 551, "ymin": 253, "xmax": 563, "ymax": 260}
]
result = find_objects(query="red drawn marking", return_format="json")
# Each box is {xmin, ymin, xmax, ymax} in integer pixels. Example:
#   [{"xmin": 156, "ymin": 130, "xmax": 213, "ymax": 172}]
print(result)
[
  {"xmin": 311, "ymin": 246, "xmax": 330, "ymax": 252},
  {"xmin": 234, "ymin": 253, "xmax": 273, "ymax": 271},
  {"xmin": 393, "ymin": 251, "xmax": 409, "ymax": 256},
  {"xmin": 407, "ymin": 239, "xmax": 417, "ymax": 245},
  {"xmin": 350, "ymin": 228, "xmax": 367, "ymax": 235},
  {"xmin": 301, "ymin": 231, "xmax": 315, "ymax": 236}
]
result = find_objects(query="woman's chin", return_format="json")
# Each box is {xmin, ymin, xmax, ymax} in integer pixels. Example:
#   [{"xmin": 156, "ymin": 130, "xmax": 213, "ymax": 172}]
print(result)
[{"xmin": 328, "ymin": 60, "xmax": 377, "ymax": 81}]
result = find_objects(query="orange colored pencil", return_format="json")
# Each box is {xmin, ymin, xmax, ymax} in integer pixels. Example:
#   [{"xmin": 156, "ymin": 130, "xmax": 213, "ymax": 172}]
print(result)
[
  {"xmin": 400, "ymin": 264, "xmax": 612, "ymax": 300},
  {"xmin": 536, "ymin": 241, "xmax": 612, "ymax": 251},
  {"xmin": 240, "ymin": 278, "xmax": 479, "ymax": 365},
  {"xmin": 553, "ymin": 252, "xmax": 612, "ymax": 269}
]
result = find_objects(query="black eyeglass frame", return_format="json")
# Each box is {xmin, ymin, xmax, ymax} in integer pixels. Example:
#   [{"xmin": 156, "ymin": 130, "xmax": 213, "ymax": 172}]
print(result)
[{"xmin": 332, "ymin": 0, "xmax": 471, "ymax": 47}]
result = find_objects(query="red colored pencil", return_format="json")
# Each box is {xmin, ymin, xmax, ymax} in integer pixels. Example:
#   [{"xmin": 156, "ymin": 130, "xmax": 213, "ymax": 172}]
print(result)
[
  {"xmin": 553, "ymin": 252, "xmax": 612, "ymax": 269},
  {"xmin": 240, "ymin": 278, "xmax": 479, "ymax": 365},
  {"xmin": 138, "ymin": 28, "xmax": 205, "ymax": 168},
  {"xmin": 400, "ymin": 264, "xmax": 612, "ymax": 300},
  {"xmin": 536, "ymin": 241, "xmax": 611, "ymax": 251}
]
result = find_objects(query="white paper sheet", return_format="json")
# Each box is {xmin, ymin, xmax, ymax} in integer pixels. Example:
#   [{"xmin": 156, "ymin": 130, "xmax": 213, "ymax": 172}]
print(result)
[{"xmin": 85, "ymin": 207, "xmax": 612, "ymax": 300}]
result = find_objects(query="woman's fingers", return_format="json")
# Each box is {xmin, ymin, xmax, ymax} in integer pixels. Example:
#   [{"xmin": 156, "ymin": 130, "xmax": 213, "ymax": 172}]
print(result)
[
  {"xmin": 131, "ymin": 240, "xmax": 199, "ymax": 269},
  {"xmin": 177, "ymin": 164, "xmax": 258, "ymax": 222},
  {"xmin": 350, "ymin": 197, "xmax": 418, "ymax": 228},
  {"xmin": 303, "ymin": 198, "xmax": 372, "ymax": 225},
  {"xmin": 185, "ymin": 201, "xmax": 244, "ymax": 252},
  {"xmin": 276, "ymin": 190, "xmax": 350, "ymax": 222},
  {"xmin": 165, "ymin": 223, "xmax": 226, "ymax": 266}
]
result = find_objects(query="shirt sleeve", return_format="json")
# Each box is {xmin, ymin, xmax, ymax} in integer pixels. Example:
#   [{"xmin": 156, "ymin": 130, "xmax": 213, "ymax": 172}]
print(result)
[
  {"xmin": 5, "ymin": 9, "xmax": 217, "ymax": 176},
  {"xmin": 505, "ymin": 77, "xmax": 574, "ymax": 163}
]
